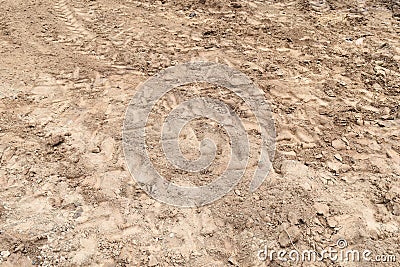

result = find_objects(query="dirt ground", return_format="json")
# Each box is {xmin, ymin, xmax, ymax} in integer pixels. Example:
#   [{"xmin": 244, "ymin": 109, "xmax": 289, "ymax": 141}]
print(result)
[{"xmin": 0, "ymin": 0, "xmax": 400, "ymax": 266}]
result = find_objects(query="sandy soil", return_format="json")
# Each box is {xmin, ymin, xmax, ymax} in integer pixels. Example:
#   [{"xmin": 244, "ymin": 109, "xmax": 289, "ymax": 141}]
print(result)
[{"xmin": 0, "ymin": 0, "xmax": 400, "ymax": 266}]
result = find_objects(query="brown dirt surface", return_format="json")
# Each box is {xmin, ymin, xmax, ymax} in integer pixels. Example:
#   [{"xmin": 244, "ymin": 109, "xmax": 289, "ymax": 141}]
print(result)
[{"xmin": 1, "ymin": 0, "xmax": 400, "ymax": 266}]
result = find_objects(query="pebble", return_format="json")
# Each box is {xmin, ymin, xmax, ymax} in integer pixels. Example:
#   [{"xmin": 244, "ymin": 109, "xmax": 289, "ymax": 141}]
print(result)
[
  {"xmin": 327, "ymin": 217, "xmax": 338, "ymax": 228},
  {"xmin": 91, "ymin": 147, "xmax": 101, "ymax": 153},
  {"xmin": 334, "ymin": 153, "xmax": 343, "ymax": 162},
  {"xmin": 47, "ymin": 134, "xmax": 65, "ymax": 147},
  {"xmin": 148, "ymin": 255, "xmax": 158, "ymax": 266},
  {"xmin": 276, "ymin": 130, "xmax": 293, "ymax": 141},
  {"xmin": 332, "ymin": 139, "xmax": 346, "ymax": 150},
  {"xmin": 230, "ymin": 2, "xmax": 242, "ymax": 8},
  {"xmin": 287, "ymin": 211, "xmax": 301, "ymax": 224},
  {"xmin": 228, "ymin": 257, "xmax": 239, "ymax": 266},
  {"xmin": 386, "ymin": 148, "xmax": 399, "ymax": 159},
  {"xmin": 314, "ymin": 203, "xmax": 329, "ymax": 215},
  {"xmin": 340, "ymin": 164, "xmax": 351, "ymax": 173},
  {"xmin": 1, "ymin": 251, "xmax": 10, "ymax": 258},
  {"xmin": 393, "ymin": 203, "xmax": 400, "ymax": 216},
  {"xmin": 355, "ymin": 37, "xmax": 364, "ymax": 46},
  {"xmin": 301, "ymin": 182, "xmax": 312, "ymax": 191},
  {"xmin": 278, "ymin": 227, "xmax": 300, "ymax": 248},
  {"xmin": 278, "ymin": 231, "xmax": 291, "ymax": 248},
  {"xmin": 326, "ymin": 161, "xmax": 341, "ymax": 173}
]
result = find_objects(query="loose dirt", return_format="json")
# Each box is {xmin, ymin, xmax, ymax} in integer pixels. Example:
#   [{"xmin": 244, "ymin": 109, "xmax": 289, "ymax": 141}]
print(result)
[{"xmin": 0, "ymin": 0, "xmax": 399, "ymax": 266}]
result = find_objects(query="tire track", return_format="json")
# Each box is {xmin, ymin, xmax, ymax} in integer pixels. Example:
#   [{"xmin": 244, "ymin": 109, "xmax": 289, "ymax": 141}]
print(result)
[
  {"xmin": 53, "ymin": 0, "xmax": 95, "ymax": 41},
  {"xmin": 53, "ymin": 0, "xmax": 143, "ymax": 70}
]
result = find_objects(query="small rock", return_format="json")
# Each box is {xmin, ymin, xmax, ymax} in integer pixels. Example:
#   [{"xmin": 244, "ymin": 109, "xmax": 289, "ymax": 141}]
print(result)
[
  {"xmin": 234, "ymin": 190, "xmax": 241, "ymax": 196},
  {"xmin": 301, "ymin": 182, "xmax": 312, "ymax": 191},
  {"xmin": 373, "ymin": 83, "xmax": 383, "ymax": 91},
  {"xmin": 315, "ymin": 154, "xmax": 323, "ymax": 159},
  {"xmin": 1, "ymin": 251, "xmax": 10, "ymax": 258},
  {"xmin": 148, "ymin": 255, "xmax": 158, "ymax": 266},
  {"xmin": 281, "ymin": 160, "xmax": 308, "ymax": 177},
  {"xmin": 314, "ymin": 203, "xmax": 329, "ymax": 215},
  {"xmin": 332, "ymin": 139, "xmax": 346, "ymax": 150},
  {"xmin": 91, "ymin": 147, "xmax": 101, "ymax": 153},
  {"xmin": 276, "ymin": 130, "xmax": 293, "ymax": 141},
  {"xmin": 287, "ymin": 211, "xmax": 301, "ymax": 224},
  {"xmin": 47, "ymin": 134, "xmax": 65, "ymax": 147},
  {"xmin": 334, "ymin": 153, "xmax": 343, "ymax": 162},
  {"xmin": 278, "ymin": 227, "xmax": 300, "ymax": 248},
  {"xmin": 230, "ymin": 2, "xmax": 242, "ymax": 8},
  {"xmin": 340, "ymin": 164, "xmax": 352, "ymax": 173},
  {"xmin": 342, "ymin": 137, "xmax": 349, "ymax": 146},
  {"xmin": 355, "ymin": 37, "xmax": 364, "ymax": 46},
  {"xmin": 327, "ymin": 217, "xmax": 338, "ymax": 228},
  {"xmin": 228, "ymin": 256, "xmax": 239, "ymax": 266},
  {"xmin": 392, "ymin": 203, "xmax": 400, "ymax": 216},
  {"xmin": 386, "ymin": 148, "xmax": 400, "ymax": 159},
  {"xmin": 278, "ymin": 231, "xmax": 291, "ymax": 248},
  {"xmin": 326, "ymin": 161, "xmax": 342, "ymax": 173}
]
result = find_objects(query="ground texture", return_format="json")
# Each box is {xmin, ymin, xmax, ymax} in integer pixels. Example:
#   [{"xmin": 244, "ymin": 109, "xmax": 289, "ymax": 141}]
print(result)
[{"xmin": 0, "ymin": 0, "xmax": 400, "ymax": 266}]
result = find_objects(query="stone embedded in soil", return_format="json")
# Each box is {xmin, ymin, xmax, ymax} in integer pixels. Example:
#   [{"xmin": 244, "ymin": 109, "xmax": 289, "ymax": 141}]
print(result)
[
  {"xmin": 314, "ymin": 203, "xmax": 329, "ymax": 215},
  {"xmin": 148, "ymin": 255, "xmax": 158, "ymax": 266},
  {"xmin": 334, "ymin": 153, "xmax": 343, "ymax": 162},
  {"xmin": 280, "ymin": 160, "xmax": 308, "ymax": 177},
  {"xmin": 230, "ymin": 2, "xmax": 242, "ymax": 8},
  {"xmin": 278, "ymin": 231, "xmax": 291, "ymax": 248},
  {"xmin": 326, "ymin": 161, "xmax": 342, "ymax": 173},
  {"xmin": 332, "ymin": 139, "xmax": 346, "ymax": 150},
  {"xmin": 278, "ymin": 227, "xmax": 300, "ymax": 248},
  {"xmin": 327, "ymin": 217, "xmax": 338, "ymax": 228},
  {"xmin": 228, "ymin": 257, "xmax": 239, "ymax": 266},
  {"xmin": 287, "ymin": 211, "xmax": 302, "ymax": 224},
  {"xmin": 301, "ymin": 182, "xmax": 312, "ymax": 191},
  {"xmin": 47, "ymin": 134, "xmax": 65, "ymax": 147},
  {"xmin": 0, "ymin": 251, "xmax": 10, "ymax": 258},
  {"xmin": 392, "ymin": 203, "xmax": 400, "ymax": 216},
  {"xmin": 91, "ymin": 147, "xmax": 101, "ymax": 153}
]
